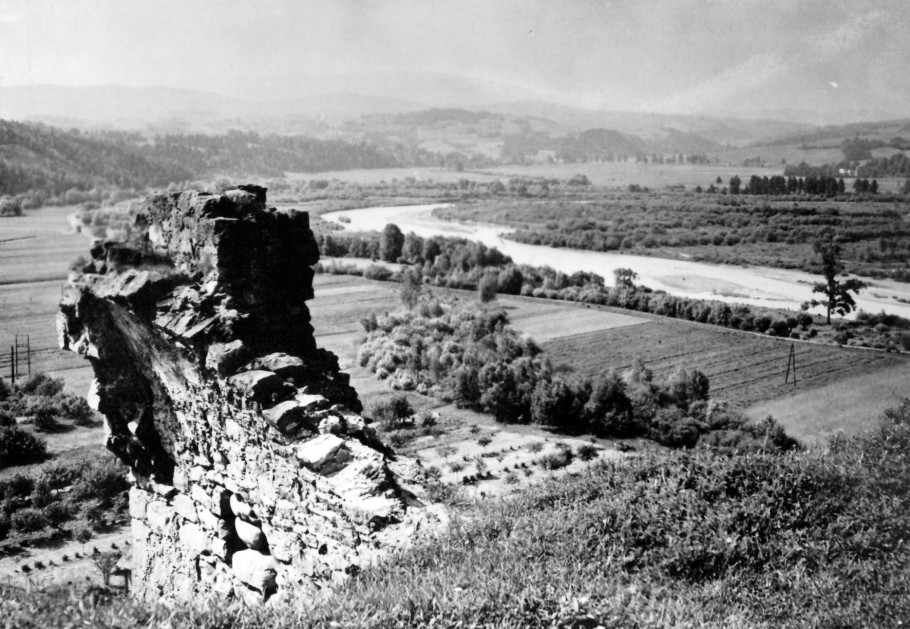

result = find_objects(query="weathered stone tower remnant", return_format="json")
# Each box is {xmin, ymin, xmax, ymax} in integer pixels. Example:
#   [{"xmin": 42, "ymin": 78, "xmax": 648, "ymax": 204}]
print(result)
[{"xmin": 58, "ymin": 186, "xmax": 438, "ymax": 603}]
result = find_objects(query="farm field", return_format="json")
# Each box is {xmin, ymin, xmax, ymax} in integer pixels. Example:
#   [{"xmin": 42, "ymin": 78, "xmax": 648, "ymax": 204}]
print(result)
[
  {"xmin": 473, "ymin": 162, "xmax": 778, "ymax": 188},
  {"xmin": 286, "ymin": 166, "xmax": 504, "ymax": 185},
  {"xmin": 0, "ymin": 206, "xmax": 94, "ymax": 389},
  {"xmin": 542, "ymin": 316, "xmax": 909, "ymax": 441},
  {"xmin": 310, "ymin": 274, "xmax": 910, "ymax": 443},
  {"xmin": 745, "ymin": 366, "xmax": 910, "ymax": 444},
  {"xmin": 289, "ymin": 162, "xmax": 789, "ymax": 191}
]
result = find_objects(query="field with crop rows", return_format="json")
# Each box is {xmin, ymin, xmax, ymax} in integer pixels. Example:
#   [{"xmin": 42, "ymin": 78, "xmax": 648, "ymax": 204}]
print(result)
[
  {"xmin": 309, "ymin": 274, "xmax": 910, "ymax": 442},
  {"xmin": 0, "ymin": 207, "xmax": 94, "ymax": 390},
  {"xmin": 541, "ymin": 315, "xmax": 909, "ymax": 440}
]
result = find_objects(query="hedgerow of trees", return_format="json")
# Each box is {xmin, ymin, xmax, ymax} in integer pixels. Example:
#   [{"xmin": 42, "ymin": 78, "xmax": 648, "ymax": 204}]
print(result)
[{"xmin": 317, "ymin": 227, "xmax": 820, "ymax": 338}]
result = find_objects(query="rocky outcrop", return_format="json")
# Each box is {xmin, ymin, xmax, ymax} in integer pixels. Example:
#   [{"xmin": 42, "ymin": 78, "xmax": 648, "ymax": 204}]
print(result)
[{"xmin": 58, "ymin": 186, "xmax": 442, "ymax": 604}]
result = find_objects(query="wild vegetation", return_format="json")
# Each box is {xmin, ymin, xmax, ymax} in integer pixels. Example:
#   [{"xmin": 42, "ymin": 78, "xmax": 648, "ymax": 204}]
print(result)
[
  {"xmin": 0, "ymin": 373, "xmax": 98, "ymax": 470},
  {"xmin": 0, "ymin": 376, "xmax": 126, "ymax": 556},
  {"xmin": 358, "ymin": 297, "xmax": 796, "ymax": 450},
  {"xmin": 0, "ymin": 454, "xmax": 129, "ymax": 555},
  {"xmin": 435, "ymin": 191, "xmax": 910, "ymax": 281},
  {"xmin": 5, "ymin": 400, "xmax": 909, "ymax": 627}
]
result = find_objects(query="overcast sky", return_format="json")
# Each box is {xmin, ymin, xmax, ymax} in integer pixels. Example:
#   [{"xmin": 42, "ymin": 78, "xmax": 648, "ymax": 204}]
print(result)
[{"xmin": 1, "ymin": 0, "xmax": 908, "ymax": 115}]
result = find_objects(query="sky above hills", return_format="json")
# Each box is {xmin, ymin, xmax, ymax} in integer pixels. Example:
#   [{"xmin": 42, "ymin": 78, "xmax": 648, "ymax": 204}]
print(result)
[{"xmin": 1, "ymin": 0, "xmax": 908, "ymax": 123}]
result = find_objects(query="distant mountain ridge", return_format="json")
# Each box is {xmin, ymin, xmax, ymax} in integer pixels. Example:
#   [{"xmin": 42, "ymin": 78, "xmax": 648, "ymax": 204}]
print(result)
[{"xmin": 0, "ymin": 84, "xmax": 815, "ymax": 147}]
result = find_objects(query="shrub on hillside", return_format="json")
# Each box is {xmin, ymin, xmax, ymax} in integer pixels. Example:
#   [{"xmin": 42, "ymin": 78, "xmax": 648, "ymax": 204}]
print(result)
[
  {"xmin": 371, "ymin": 394, "xmax": 414, "ymax": 427},
  {"xmin": 0, "ymin": 196, "xmax": 23, "ymax": 217},
  {"xmin": 364, "ymin": 264, "xmax": 394, "ymax": 281},
  {"xmin": 537, "ymin": 448, "xmax": 573, "ymax": 470},
  {"xmin": 56, "ymin": 394, "xmax": 96, "ymax": 426},
  {"xmin": 0, "ymin": 427, "xmax": 47, "ymax": 468},
  {"xmin": 10, "ymin": 508, "xmax": 50, "ymax": 534},
  {"xmin": 19, "ymin": 373, "xmax": 65, "ymax": 398}
]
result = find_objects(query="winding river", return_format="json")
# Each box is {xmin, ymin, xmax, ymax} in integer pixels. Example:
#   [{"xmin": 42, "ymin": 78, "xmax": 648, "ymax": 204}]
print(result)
[{"xmin": 322, "ymin": 203, "xmax": 910, "ymax": 319}]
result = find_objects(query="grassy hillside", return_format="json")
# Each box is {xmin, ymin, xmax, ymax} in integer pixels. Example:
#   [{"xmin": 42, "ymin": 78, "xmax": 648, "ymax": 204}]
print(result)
[{"xmin": 3, "ymin": 401, "xmax": 909, "ymax": 628}]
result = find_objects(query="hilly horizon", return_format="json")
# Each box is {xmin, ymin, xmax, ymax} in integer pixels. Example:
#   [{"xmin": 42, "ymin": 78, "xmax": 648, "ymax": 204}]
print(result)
[{"xmin": 0, "ymin": 81, "xmax": 822, "ymax": 146}]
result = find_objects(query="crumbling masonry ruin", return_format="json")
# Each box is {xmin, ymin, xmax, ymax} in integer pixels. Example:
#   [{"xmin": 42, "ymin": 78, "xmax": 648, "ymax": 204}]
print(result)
[{"xmin": 58, "ymin": 186, "xmax": 441, "ymax": 604}]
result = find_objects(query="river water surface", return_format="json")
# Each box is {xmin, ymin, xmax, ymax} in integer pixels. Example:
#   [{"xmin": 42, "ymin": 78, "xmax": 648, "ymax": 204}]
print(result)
[{"xmin": 322, "ymin": 203, "xmax": 910, "ymax": 319}]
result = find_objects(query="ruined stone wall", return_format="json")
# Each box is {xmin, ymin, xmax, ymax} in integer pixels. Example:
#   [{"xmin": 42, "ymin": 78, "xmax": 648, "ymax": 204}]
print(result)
[{"xmin": 58, "ymin": 186, "xmax": 440, "ymax": 604}]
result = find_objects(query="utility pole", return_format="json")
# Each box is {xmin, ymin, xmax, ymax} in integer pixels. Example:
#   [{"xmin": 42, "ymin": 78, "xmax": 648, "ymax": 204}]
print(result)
[
  {"xmin": 12, "ymin": 335, "xmax": 30, "ymax": 379},
  {"xmin": 784, "ymin": 344, "xmax": 797, "ymax": 386}
]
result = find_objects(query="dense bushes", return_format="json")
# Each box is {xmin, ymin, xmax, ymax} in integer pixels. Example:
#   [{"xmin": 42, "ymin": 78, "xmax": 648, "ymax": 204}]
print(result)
[
  {"xmin": 0, "ymin": 373, "xmax": 99, "ymax": 440},
  {"xmin": 0, "ymin": 427, "xmax": 47, "ymax": 468},
  {"xmin": 0, "ymin": 373, "xmax": 100, "ymax": 471},
  {"xmin": 358, "ymin": 298, "xmax": 794, "ymax": 449},
  {"xmin": 0, "ymin": 196, "xmax": 23, "ymax": 217},
  {"xmin": 0, "ymin": 454, "xmax": 129, "ymax": 548}
]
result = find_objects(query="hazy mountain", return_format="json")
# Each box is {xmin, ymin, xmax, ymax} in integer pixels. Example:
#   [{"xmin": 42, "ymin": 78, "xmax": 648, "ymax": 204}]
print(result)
[
  {"xmin": 6, "ymin": 78, "xmax": 895, "ymax": 155},
  {"xmin": 0, "ymin": 85, "xmax": 253, "ymax": 128},
  {"xmin": 751, "ymin": 118, "xmax": 910, "ymax": 148},
  {"xmin": 251, "ymin": 70, "xmax": 547, "ymax": 108},
  {"xmin": 483, "ymin": 101, "xmax": 814, "ymax": 147}
]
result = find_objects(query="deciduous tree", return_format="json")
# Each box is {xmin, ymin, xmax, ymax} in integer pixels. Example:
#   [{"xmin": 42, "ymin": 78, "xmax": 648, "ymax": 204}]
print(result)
[
  {"xmin": 379, "ymin": 223, "xmax": 404, "ymax": 262},
  {"xmin": 806, "ymin": 237, "xmax": 866, "ymax": 324}
]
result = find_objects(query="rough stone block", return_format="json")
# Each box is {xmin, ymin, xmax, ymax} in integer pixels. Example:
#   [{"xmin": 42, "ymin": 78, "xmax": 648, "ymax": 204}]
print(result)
[
  {"xmin": 229, "ymin": 494, "xmax": 257, "ymax": 521},
  {"xmin": 146, "ymin": 500, "xmax": 175, "ymax": 534},
  {"xmin": 232, "ymin": 549, "xmax": 278, "ymax": 594},
  {"xmin": 250, "ymin": 353, "xmax": 306, "ymax": 380},
  {"xmin": 129, "ymin": 487, "xmax": 149, "ymax": 519},
  {"xmin": 235, "ymin": 518, "xmax": 267, "ymax": 551},
  {"xmin": 227, "ymin": 370, "xmax": 285, "ymax": 404},
  {"xmin": 172, "ymin": 493, "xmax": 199, "ymax": 523},
  {"xmin": 263, "ymin": 400, "xmax": 311, "ymax": 434},
  {"xmin": 206, "ymin": 340, "xmax": 248, "ymax": 376},
  {"xmin": 179, "ymin": 522, "xmax": 210, "ymax": 555},
  {"xmin": 296, "ymin": 434, "xmax": 350, "ymax": 474},
  {"xmin": 197, "ymin": 505, "xmax": 228, "ymax": 536}
]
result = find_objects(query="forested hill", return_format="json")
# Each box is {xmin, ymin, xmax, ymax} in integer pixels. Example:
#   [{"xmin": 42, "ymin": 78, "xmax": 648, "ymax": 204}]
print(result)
[
  {"xmin": 144, "ymin": 131, "xmax": 400, "ymax": 177},
  {"xmin": 0, "ymin": 120, "xmax": 192, "ymax": 198},
  {"xmin": 0, "ymin": 120, "xmax": 407, "ymax": 202}
]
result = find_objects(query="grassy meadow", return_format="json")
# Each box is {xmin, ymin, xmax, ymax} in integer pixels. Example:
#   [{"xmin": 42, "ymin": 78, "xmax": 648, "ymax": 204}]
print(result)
[{"xmin": 745, "ymin": 365, "xmax": 910, "ymax": 443}]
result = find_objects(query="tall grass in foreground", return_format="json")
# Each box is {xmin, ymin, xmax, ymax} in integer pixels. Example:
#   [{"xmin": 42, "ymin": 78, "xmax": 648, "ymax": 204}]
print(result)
[{"xmin": 4, "ymin": 402, "xmax": 910, "ymax": 628}]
